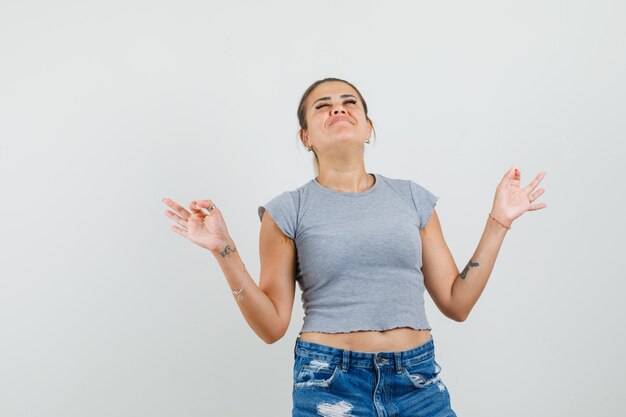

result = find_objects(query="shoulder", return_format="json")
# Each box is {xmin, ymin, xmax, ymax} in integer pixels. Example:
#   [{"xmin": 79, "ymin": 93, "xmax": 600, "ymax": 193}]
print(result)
[
  {"xmin": 268, "ymin": 181, "xmax": 309, "ymax": 207},
  {"xmin": 376, "ymin": 173, "xmax": 433, "ymax": 196},
  {"xmin": 408, "ymin": 179, "xmax": 437, "ymax": 199},
  {"xmin": 378, "ymin": 173, "xmax": 439, "ymax": 229},
  {"xmin": 257, "ymin": 181, "xmax": 309, "ymax": 224},
  {"xmin": 407, "ymin": 178, "xmax": 439, "ymax": 230}
]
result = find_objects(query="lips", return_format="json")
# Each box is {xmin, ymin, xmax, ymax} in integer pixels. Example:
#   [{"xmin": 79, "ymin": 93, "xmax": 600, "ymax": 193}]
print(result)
[{"xmin": 329, "ymin": 116, "xmax": 352, "ymax": 126}]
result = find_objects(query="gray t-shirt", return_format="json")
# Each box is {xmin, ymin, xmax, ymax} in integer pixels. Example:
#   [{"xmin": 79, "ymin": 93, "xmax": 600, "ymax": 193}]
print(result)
[{"xmin": 257, "ymin": 173, "xmax": 439, "ymax": 334}]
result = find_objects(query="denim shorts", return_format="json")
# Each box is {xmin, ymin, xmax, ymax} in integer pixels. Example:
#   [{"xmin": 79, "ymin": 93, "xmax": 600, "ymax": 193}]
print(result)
[{"xmin": 292, "ymin": 335, "xmax": 457, "ymax": 417}]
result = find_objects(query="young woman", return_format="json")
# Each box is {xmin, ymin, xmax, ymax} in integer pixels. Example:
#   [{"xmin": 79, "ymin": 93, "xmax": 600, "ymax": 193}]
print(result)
[{"xmin": 162, "ymin": 78, "xmax": 547, "ymax": 417}]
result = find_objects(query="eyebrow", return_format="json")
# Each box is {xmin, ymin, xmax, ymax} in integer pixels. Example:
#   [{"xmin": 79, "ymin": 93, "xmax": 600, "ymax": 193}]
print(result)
[{"xmin": 312, "ymin": 94, "xmax": 358, "ymax": 107}]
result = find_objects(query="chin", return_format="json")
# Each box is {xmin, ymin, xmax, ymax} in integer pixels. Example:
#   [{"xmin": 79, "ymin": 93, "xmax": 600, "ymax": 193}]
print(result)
[{"xmin": 330, "ymin": 133, "xmax": 361, "ymax": 142}]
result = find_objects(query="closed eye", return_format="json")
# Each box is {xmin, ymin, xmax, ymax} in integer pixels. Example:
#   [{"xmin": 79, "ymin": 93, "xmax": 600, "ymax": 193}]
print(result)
[{"xmin": 315, "ymin": 99, "xmax": 358, "ymax": 110}]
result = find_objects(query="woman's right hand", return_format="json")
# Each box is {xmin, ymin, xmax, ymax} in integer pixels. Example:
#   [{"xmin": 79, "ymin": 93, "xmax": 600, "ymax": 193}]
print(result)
[{"xmin": 162, "ymin": 197, "xmax": 231, "ymax": 253}]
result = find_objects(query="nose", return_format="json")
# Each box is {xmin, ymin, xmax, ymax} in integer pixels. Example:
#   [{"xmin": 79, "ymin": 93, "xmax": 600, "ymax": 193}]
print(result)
[{"xmin": 332, "ymin": 104, "xmax": 347, "ymax": 114}]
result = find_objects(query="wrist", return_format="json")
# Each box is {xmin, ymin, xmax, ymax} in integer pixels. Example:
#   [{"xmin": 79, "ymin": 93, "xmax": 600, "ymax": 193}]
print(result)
[
  {"xmin": 211, "ymin": 237, "xmax": 236, "ymax": 257},
  {"xmin": 488, "ymin": 212, "xmax": 512, "ymax": 230}
]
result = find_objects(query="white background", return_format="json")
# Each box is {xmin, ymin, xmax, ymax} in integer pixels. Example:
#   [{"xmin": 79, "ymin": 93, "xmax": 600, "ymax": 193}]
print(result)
[{"xmin": 1, "ymin": 1, "xmax": 624, "ymax": 416}]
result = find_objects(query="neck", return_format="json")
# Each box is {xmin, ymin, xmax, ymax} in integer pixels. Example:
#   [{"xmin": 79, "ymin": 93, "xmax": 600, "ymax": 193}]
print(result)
[{"xmin": 315, "ymin": 170, "xmax": 374, "ymax": 193}]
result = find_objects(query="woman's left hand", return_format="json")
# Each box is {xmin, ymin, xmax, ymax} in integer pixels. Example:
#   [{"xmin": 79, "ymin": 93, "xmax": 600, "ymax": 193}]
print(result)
[{"xmin": 490, "ymin": 165, "xmax": 547, "ymax": 228}]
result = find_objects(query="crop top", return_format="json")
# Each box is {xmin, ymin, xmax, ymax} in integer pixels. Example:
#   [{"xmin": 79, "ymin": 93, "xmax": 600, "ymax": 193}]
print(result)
[{"xmin": 257, "ymin": 173, "xmax": 439, "ymax": 334}]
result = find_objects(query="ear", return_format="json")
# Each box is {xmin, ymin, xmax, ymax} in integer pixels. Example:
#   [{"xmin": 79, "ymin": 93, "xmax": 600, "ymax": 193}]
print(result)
[
  {"xmin": 367, "ymin": 119, "xmax": 374, "ymax": 137},
  {"xmin": 300, "ymin": 129, "xmax": 308, "ymax": 146}
]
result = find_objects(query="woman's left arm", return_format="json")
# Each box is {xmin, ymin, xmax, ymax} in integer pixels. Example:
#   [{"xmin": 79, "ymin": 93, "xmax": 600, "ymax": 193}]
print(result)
[{"xmin": 421, "ymin": 166, "xmax": 547, "ymax": 321}]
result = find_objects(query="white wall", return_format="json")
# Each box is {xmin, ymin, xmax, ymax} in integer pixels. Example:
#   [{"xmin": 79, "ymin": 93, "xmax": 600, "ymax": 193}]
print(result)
[{"xmin": 1, "ymin": 1, "xmax": 624, "ymax": 416}]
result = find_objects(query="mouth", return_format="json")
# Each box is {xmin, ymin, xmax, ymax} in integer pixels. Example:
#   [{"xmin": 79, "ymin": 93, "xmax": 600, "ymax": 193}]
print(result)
[{"xmin": 329, "ymin": 116, "xmax": 352, "ymax": 126}]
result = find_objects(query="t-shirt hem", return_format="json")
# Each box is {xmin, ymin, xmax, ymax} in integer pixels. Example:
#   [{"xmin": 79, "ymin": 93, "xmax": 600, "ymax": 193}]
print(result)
[{"xmin": 299, "ymin": 324, "xmax": 432, "ymax": 334}]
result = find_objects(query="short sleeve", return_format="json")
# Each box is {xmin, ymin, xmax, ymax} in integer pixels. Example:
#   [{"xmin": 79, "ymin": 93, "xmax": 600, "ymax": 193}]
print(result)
[
  {"xmin": 408, "ymin": 180, "xmax": 439, "ymax": 230},
  {"xmin": 257, "ymin": 191, "xmax": 299, "ymax": 240}
]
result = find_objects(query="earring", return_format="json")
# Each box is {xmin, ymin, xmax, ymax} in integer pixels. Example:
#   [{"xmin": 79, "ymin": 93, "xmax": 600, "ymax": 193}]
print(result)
[{"xmin": 365, "ymin": 137, "xmax": 371, "ymax": 144}]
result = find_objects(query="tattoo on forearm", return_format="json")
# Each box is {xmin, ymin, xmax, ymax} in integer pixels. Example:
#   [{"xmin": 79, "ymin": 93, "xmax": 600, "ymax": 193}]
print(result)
[
  {"xmin": 459, "ymin": 260, "xmax": 479, "ymax": 279},
  {"xmin": 219, "ymin": 244, "xmax": 236, "ymax": 257}
]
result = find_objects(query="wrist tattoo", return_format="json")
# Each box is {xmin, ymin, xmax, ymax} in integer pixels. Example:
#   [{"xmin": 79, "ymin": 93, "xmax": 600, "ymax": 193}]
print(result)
[
  {"xmin": 219, "ymin": 244, "xmax": 236, "ymax": 257},
  {"xmin": 459, "ymin": 260, "xmax": 479, "ymax": 279}
]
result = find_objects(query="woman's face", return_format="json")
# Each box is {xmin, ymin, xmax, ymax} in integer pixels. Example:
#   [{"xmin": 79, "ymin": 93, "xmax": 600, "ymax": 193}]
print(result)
[{"xmin": 301, "ymin": 81, "xmax": 372, "ymax": 154}]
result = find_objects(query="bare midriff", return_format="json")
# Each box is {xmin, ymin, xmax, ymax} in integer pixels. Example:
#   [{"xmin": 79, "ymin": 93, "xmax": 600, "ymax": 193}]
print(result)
[{"xmin": 298, "ymin": 327, "xmax": 432, "ymax": 353}]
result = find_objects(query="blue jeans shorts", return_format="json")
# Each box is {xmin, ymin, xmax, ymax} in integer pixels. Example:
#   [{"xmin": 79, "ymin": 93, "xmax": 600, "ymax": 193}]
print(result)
[{"xmin": 292, "ymin": 335, "xmax": 457, "ymax": 417}]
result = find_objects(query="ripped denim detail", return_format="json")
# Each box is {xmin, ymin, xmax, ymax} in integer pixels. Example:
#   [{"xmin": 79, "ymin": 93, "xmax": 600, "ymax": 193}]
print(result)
[
  {"xmin": 294, "ymin": 359, "xmax": 341, "ymax": 389},
  {"xmin": 403, "ymin": 360, "xmax": 447, "ymax": 391}
]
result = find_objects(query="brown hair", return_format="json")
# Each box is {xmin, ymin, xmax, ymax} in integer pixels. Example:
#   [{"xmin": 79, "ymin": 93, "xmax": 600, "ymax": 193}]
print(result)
[{"xmin": 296, "ymin": 77, "xmax": 376, "ymax": 175}]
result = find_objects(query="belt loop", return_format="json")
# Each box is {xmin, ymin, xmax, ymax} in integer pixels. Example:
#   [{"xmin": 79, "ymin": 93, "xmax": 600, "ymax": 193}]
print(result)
[
  {"xmin": 394, "ymin": 352, "xmax": 403, "ymax": 374},
  {"xmin": 342, "ymin": 349, "xmax": 350, "ymax": 373}
]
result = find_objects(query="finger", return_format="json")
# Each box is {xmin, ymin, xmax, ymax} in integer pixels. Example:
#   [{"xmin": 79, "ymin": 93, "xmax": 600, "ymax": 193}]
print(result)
[
  {"xmin": 162, "ymin": 198, "xmax": 191, "ymax": 220},
  {"xmin": 511, "ymin": 167, "xmax": 521, "ymax": 188},
  {"xmin": 523, "ymin": 171, "xmax": 547, "ymax": 195},
  {"xmin": 189, "ymin": 201, "xmax": 204, "ymax": 215},
  {"xmin": 165, "ymin": 209, "xmax": 188, "ymax": 228},
  {"xmin": 170, "ymin": 223, "xmax": 188, "ymax": 235},
  {"xmin": 528, "ymin": 202, "xmax": 547, "ymax": 211},
  {"xmin": 529, "ymin": 188, "xmax": 545, "ymax": 201},
  {"xmin": 194, "ymin": 199, "xmax": 216, "ymax": 215}
]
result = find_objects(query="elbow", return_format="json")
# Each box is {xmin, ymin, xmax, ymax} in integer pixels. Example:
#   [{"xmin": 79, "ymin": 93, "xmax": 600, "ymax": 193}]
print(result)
[
  {"xmin": 264, "ymin": 334, "xmax": 282, "ymax": 345},
  {"xmin": 446, "ymin": 292, "xmax": 469, "ymax": 322},
  {"xmin": 262, "ymin": 334, "xmax": 278, "ymax": 345},
  {"xmin": 262, "ymin": 330, "xmax": 280, "ymax": 345},
  {"xmin": 263, "ymin": 327, "xmax": 287, "ymax": 345},
  {"xmin": 448, "ymin": 307, "xmax": 469, "ymax": 322},
  {"xmin": 454, "ymin": 313, "xmax": 468, "ymax": 322}
]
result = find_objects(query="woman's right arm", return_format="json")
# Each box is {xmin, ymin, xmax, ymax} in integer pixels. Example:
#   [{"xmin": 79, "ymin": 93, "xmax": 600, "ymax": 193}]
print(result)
[
  {"xmin": 210, "ymin": 215, "xmax": 296, "ymax": 344},
  {"xmin": 163, "ymin": 198, "xmax": 296, "ymax": 344}
]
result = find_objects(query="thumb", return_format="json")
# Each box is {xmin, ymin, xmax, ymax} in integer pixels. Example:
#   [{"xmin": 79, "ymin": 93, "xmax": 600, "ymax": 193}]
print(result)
[
  {"xmin": 194, "ymin": 199, "xmax": 219, "ymax": 216},
  {"xmin": 499, "ymin": 164, "xmax": 517, "ymax": 186},
  {"xmin": 194, "ymin": 199, "xmax": 214, "ymax": 209}
]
